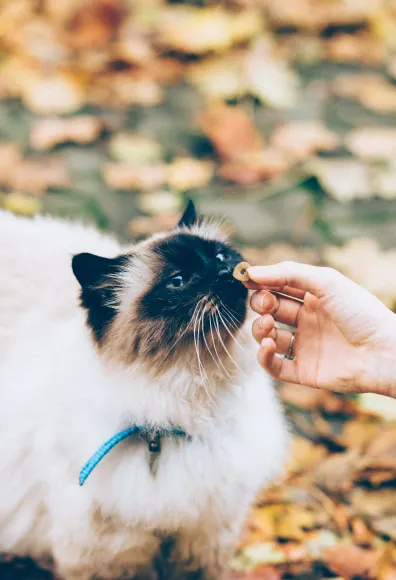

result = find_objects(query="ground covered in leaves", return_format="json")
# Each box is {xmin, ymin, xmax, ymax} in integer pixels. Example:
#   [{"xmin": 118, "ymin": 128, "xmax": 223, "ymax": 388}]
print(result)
[{"xmin": 1, "ymin": 0, "xmax": 396, "ymax": 578}]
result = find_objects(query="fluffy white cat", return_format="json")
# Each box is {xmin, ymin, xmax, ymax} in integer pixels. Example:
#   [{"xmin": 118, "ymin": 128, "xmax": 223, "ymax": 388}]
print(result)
[{"xmin": 0, "ymin": 203, "xmax": 288, "ymax": 580}]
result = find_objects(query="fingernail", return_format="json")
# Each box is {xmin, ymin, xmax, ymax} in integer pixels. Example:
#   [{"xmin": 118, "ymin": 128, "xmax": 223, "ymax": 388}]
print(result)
[{"xmin": 260, "ymin": 291, "xmax": 268, "ymax": 311}]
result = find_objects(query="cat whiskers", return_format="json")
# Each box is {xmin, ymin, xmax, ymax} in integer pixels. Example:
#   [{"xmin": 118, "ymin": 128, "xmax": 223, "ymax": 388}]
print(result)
[
  {"xmin": 167, "ymin": 301, "xmax": 201, "ymax": 356},
  {"xmin": 212, "ymin": 309, "xmax": 244, "ymax": 375},
  {"xmin": 209, "ymin": 313, "xmax": 233, "ymax": 381},
  {"xmin": 193, "ymin": 299, "xmax": 216, "ymax": 405}
]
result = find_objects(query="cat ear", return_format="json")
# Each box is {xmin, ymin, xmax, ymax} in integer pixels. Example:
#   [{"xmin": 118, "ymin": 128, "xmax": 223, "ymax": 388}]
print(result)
[
  {"xmin": 72, "ymin": 253, "xmax": 128, "ymax": 342},
  {"xmin": 72, "ymin": 253, "xmax": 122, "ymax": 289},
  {"xmin": 178, "ymin": 200, "xmax": 197, "ymax": 228}
]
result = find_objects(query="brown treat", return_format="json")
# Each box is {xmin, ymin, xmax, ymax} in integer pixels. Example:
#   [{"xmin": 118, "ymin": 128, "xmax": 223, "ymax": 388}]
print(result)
[{"xmin": 233, "ymin": 262, "xmax": 251, "ymax": 282}]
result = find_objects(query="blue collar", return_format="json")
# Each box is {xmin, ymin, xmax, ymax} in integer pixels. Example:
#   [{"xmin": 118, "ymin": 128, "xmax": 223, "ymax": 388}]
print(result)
[{"xmin": 79, "ymin": 426, "xmax": 188, "ymax": 486}]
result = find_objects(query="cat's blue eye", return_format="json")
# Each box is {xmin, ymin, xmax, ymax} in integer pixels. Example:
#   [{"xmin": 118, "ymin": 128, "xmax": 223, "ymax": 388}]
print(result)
[
  {"xmin": 216, "ymin": 252, "xmax": 226, "ymax": 262},
  {"xmin": 166, "ymin": 275, "xmax": 185, "ymax": 289}
]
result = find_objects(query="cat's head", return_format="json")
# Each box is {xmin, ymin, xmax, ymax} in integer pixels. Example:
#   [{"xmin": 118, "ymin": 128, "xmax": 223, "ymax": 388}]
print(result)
[{"xmin": 72, "ymin": 201, "xmax": 248, "ymax": 375}]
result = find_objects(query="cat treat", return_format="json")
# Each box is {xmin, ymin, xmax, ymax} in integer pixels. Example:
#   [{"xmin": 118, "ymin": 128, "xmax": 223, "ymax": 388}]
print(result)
[{"xmin": 233, "ymin": 261, "xmax": 251, "ymax": 282}]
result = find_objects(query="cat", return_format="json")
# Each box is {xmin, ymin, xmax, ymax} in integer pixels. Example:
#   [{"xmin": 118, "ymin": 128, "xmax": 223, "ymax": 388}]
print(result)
[{"xmin": 0, "ymin": 202, "xmax": 288, "ymax": 580}]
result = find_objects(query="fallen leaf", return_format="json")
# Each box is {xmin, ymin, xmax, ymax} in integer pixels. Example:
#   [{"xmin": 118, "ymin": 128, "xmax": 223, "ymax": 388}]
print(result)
[
  {"xmin": 325, "ymin": 32, "xmax": 388, "ymax": 65},
  {"xmin": 137, "ymin": 191, "xmax": 182, "ymax": 216},
  {"xmin": 233, "ymin": 542, "xmax": 289, "ymax": 569},
  {"xmin": 159, "ymin": 6, "xmax": 261, "ymax": 54},
  {"xmin": 271, "ymin": 121, "xmax": 339, "ymax": 162},
  {"xmin": 373, "ymin": 163, "xmax": 396, "ymax": 200},
  {"xmin": 338, "ymin": 418, "xmax": 380, "ymax": 449},
  {"xmin": 67, "ymin": 0, "xmax": 123, "ymax": 50},
  {"xmin": 199, "ymin": 104, "xmax": 264, "ymax": 163},
  {"xmin": 324, "ymin": 238, "xmax": 396, "ymax": 310},
  {"xmin": 345, "ymin": 128, "xmax": 396, "ymax": 161},
  {"xmin": 332, "ymin": 74, "xmax": 396, "ymax": 114},
  {"xmin": 103, "ymin": 163, "xmax": 166, "ymax": 192},
  {"xmin": 376, "ymin": 545, "xmax": 396, "ymax": 580},
  {"xmin": 228, "ymin": 566, "xmax": 282, "ymax": 580},
  {"xmin": 245, "ymin": 38, "xmax": 300, "ymax": 109},
  {"xmin": 286, "ymin": 436, "xmax": 328, "ymax": 476},
  {"xmin": 351, "ymin": 518, "xmax": 375, "ymax": 546},
  {"xmin": 358, "ymin": 393, "xmax": 396, "ymax": 420},
  {"xmin": 350, "ymin": 489, "xmax": 396, "ymax": 519},
  {"xmin": 0, "ymin": 142, "xmax": 22, "ymax": 184},
  {"xmin": 306, "ymin": 158, "xmax": 372, "ymax": 202},
  {"xmin": 30, "ymin": 116, "xmax": 102, "ymax": 150},
  {"xmin": 166, "ymin": 158, "xmax": 214, "ymax": 192},
  {"xmin": 266, "ymin": 0, "xmax": 379, "ymax": 31},
  {"xmin": 363, "ymin": 426, "xmax": 396, "ymax": 470},
  {"xmin": 279, "ymin": 384, "xmax": 354, "ymax": 414},
  {"xmin": 275, "ymin": 505, "xmax": 318, "ymax": 540},
  {"xmin": 187, "ymin": 55, "xmax": 244, "ymax": 101},
  {"xmin": 219, "ymin": 148, "xmax": 290, "ymax": 185},
  {"xmin": 126, "ymin": 214, "xmax": 180, "ymax": 239},
  {"xmin": 8, "ymin": 157, "xmax": 70, "ymax": 195},
  {"xmin": 109, "ymin": 133, "xmax": 163, "ymax": 164},
  {"xmin": 22, "ymin": 73, "xmax": 85, "ymax": 115},
  {"xmin": 322, "ymin": 545, "xmax": 379, "ymax": 579},
  {"xmin": 315, "ymin": 449, "xmax": 363, "ymax": 495},
  {"xmin": 389, "ymin": 56, "xmax": 396, "ymax": 79},
  {"xmin": 372, "ymin": 518, "xmax": 396, "ymax": 542},
  {"xmin": 2, "ymin": 192, "xmax": 41, "ymax": 216}
]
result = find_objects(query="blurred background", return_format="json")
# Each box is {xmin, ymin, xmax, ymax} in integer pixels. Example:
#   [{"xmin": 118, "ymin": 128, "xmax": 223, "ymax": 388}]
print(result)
[{"xmin": 1, "ymin": 1, "xmax": 396, "ymax": 578}]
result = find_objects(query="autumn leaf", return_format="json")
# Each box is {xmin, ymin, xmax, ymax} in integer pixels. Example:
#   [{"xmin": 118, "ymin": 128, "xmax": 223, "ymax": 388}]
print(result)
[
  {"xmin": 108, "ymin": 133, "xmax": 163, "ymax": 164},
  {"xmin": 166, "ymin": 158, "xmax": 214, "ymax": 193},
  {"xmin": 22, "ymin": 73, "xmax": 86, "ymax": 116},
  {"xmin": 271, "ymin": 121, "xmax": 339, "ymax": 162},
  {"xmin": 199, "ymin": 104, "xmax": 264, "ymax": 163},
  {"xmin": 324, "ymin": 238, "xmax": 396, "ymax": 309},
  {"xmin": 345, "ymin": 128, "xmax": 396, "ymax": 161},
  {"xmin": 159, "ymin": 6, "xmax": 262, "ymax": 55},
  {"xmin": 103, "ymin": 163, "xmax": 166, "ymax": 192},
  {"xmin": 244, "ymin": 39, "xmax": 300, "ymax": 109},
  {"xmin": 137, "ymin": 191, "xmax": 182, "ymax": 216},
  {"xmin": 30, "ymin": 116, "xmax": 102, "ymax": 150},
  {"xmin": 2, "ymin": 191, "xmax": 41, "ymax": 216},
  {"xmin": 322, "ymin": 545, "xmax": 379, "ymax": 579}
]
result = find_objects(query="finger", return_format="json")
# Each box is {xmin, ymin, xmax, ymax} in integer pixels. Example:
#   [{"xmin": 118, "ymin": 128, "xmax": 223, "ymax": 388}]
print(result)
[
  {"xmin": 250, "ymin": 290, "xmax": 303, "ymax": 327},
  {"xmin": 252, "ymin": 318, "xmax": 294, "ymax": 355},
  {"xmin": 258, "ymin": 339, "xmax": 300, "ymax": 384},
  {"xmin": 248, "ymin": 263, "xmax": 341, "ymax": 299},
  {"xmin": 252, "ymin": 314, "xmax": 274, "ymax": 344}
]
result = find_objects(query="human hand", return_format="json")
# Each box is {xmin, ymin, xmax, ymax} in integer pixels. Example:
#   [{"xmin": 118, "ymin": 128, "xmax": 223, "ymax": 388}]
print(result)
[{"xmin": 247, "ymin": 262, "xmax": 396, "ymax": 398}]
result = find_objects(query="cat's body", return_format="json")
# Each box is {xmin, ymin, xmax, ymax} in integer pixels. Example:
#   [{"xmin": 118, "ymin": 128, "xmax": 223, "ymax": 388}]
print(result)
[{"xmin": 0, "ymin": 209, "xmax": 288, "ymax": 580}]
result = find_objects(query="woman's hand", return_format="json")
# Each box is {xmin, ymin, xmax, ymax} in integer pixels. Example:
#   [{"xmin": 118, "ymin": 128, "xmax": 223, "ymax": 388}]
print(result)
[{"xmin": 247, "ymin": 262, "xmax": 396, "ymax": 398}]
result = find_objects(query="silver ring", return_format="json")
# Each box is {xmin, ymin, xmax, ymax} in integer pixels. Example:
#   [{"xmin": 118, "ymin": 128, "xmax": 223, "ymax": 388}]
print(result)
[{"xmin": 285, "ymin": 333, "xmax": 295, "ymax": 360}]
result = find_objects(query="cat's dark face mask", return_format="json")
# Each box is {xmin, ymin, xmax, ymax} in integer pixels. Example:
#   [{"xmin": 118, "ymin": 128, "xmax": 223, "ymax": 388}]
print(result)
[
  {"xmin": 139, "ymin": 203, "xmax": 248, "ymax": 353},
  {"xmin": 72, "ymin": 201, "xmax": 248, "ymax": 372}
]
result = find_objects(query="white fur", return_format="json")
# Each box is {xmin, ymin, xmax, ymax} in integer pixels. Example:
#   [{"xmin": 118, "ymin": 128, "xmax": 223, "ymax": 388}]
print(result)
[{"xmin": 0, "ymin": 211, "xmax": 288, "ymax": 579}]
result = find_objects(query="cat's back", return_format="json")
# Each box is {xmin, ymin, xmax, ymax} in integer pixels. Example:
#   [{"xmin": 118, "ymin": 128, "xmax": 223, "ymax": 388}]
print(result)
[{"xmin": 0, "ymin": 211, "xmax": 122, "ymax": 346}]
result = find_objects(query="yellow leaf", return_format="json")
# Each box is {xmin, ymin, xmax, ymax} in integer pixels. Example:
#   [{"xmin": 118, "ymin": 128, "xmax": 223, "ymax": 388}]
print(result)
[
  {"xmin": 109, "ymin": 133, "xmax": 163, "ymax": 164},
  {"xmin": 3, "ymin": 192, "xmax": 41, "ymax": 216},
  {"xmin": 137, "ymin": 191, "xmax": 182, "ymax": 216},
  {"xmin": 166, "ymin": 158, "xmax": 214, "ymax": 192}
]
